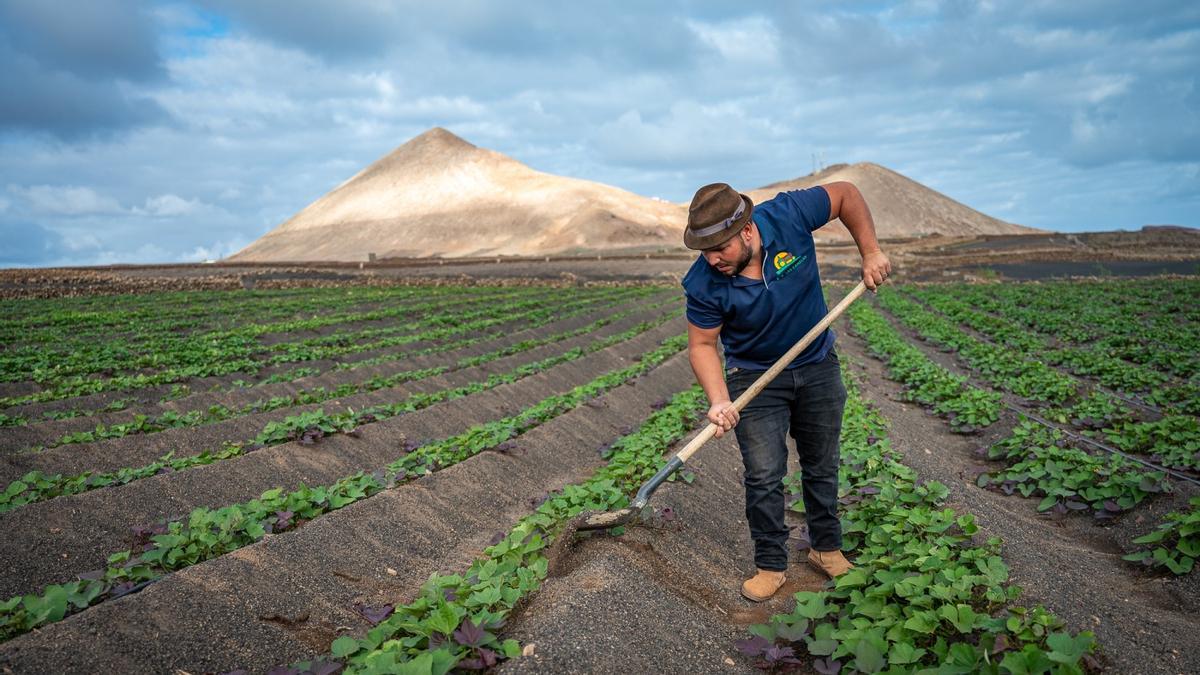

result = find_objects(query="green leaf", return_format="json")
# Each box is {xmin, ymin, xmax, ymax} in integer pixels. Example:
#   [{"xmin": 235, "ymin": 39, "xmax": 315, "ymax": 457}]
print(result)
[
  {"xmin": 888, "ymin": 641, "xmax": 925, "ymax": 665},
  {"xmin": 903, "ymin": 612, "xmax": 938, "ymax": 634},
  {"xmin": 1046, "ymin": 631, "xmax": 1092, "ymax": 664},
  {"xmin": 331, "ymin": 636, "xmax": 360, "ymax": 658},
  {"xmin": 853, "ymin": 638, "xmax": 886, "ymax": 673}
]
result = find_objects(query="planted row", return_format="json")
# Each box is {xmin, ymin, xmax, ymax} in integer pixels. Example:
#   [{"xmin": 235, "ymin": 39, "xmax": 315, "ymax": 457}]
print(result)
[
  {"xmin": 0, "ymin": 333, "xmax": 690, "ymax": 642},
  {"xmin": 847, "ymin": 301, "xmax": 1001, "ymax": 433},
  {"xmin": 0, "ymin": 306, "xmax": 681, "ymax": 514},
  {"xmin": 16, "ymin": 288, "xmax": 659, "ymax": 449},
  {"xmin": 739, "ymin": 368, "xmax": 1097, "ymax": 674}
]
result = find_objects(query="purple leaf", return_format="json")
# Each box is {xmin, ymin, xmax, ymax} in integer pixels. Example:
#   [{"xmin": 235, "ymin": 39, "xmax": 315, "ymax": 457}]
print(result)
[
  {"xmin": 859, "ymin": 486, "xmax": 880, "ymax": 495},
  {"xmin": 477, "ymin": 648, "xmax": 497, "ymax": 668},
  {"xmin": 991, "ymin": 633, "xmax": 1010, "ymax": 654},
  {"xmin": 650, "ymin": 398, "xmax": 669, "ymax": 410},
  {"xmin": 276, "ymin": 510, "xmax": 294, "ymax": 523},
  {"xmin": 220, "ymin": 670, "xmax": 250, "ymax": 675},
  {"xmin": 488, "ymin": 532, "xmax": 506, "ymax": 546},
  {"xmin": 245, "ymin": 443, "xmax": 265, "ymax": 453},
  {"xmin": 358, "ymin": 414, "xmax": 378, "ymax": 425},
  {"xmin": 764, "ymin": 645, "xmax": 796, "ymax": 663},
  {"xmin": 156, "ymin": 466, "xmax": 175, "ymax": 475},
  {"xmin": 77, "ymin": 569, "xmax": 105, "ymax": 581},
  {"xmin": 442, "ymin": 587, "xmax": 458, "ymax": 603},
  {"xmin": 813, "ymin": 657, "xmax": 842, "ymax": 675},
  {"xmin": 429, "ymin": 632, "xmax": 448, "ymax": 650},
  {"xmin": 1103, "ymin": 499, "xmax": 1122, "ymax": 513},
  {"xmin": 265, "ymin": 668, "xmax": 301, "ymax": 675},
  {"xmin": 353, "ymin": 603, "xmax": 394, "ymax": 625},
  {"xmin": 793, "ymin": 529, "xmax": 812, "ymax": 552},
  {"xmin": 1052, "ymin": 503, "xmax": 1068, "ymax": 515},
  {"xmin": 734, "ymin": 635, "xmax": 770, "ymax": 657},
  {"xmin": 1065, "ymin": 500, "xmax": 1088, "ymax": 511},
  {"xmin": 454, "ymin": 619, "xmax": 488, "ymax": 647},
  {"xmin": 528, "ymin": 493, "xmax": 550, "ymax": 509}
]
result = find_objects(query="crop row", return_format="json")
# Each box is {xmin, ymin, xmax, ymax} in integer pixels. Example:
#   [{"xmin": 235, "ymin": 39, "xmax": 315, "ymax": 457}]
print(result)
[
  {"xmin": 280, "ymin": 388, "xmax": 712, "ymax": 673},
  {"xmin": 845, "ymin": 301, "xmax": 1002, "ymax": 434},
  {"xmin": 1, "ymin": 286, "xmax": 639, "ymax": 409},
  {"xmin": 875, "ymin": 290, "xmax": 1200, "ymax": 474},
  {"xmin": 908, "ymin": 287, "xmax": 1198, "ymax": 414},
  {"xmin": 918, "ymin": 281, "xmax": 1200, "ymax": 380},
  {"xmin": 739, "ymin": 366, "xmax": 1097, "ymax": 673},
  {"xmin": 0, "ymin": 285, "xmax": 532, "ymax": 385},
  {"xmin": 1, "ymin": 287, "xmax": 655, "ymax": 428},
  {"xmin": 0, "ymin": 285, "xmax": 418, "ymax": 350},
  {"xmin": 852, "ymin": 297, "xmax": 1191, "ymax": 576},
  {"xmin": 6, "ymin": 288, "xmax": 663, "ymax": 444},
  {"xmin": 0, "ymin": 333, "xmax": 691, "ymax": 642},
  {"xmin": 0, "ymin": 303, "xmax": 681, "ymax": 514}
]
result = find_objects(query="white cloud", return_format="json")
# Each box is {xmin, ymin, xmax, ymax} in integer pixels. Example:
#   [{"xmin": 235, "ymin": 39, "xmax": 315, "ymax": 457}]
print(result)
[
  {"xmin": 9, "ymin": 184, "xmax": 124, "ymax": 216},
  {"xmin": 136, "ymin": 193, "xmax": 205, "ymax": 217},
  {"xmin": 686, "ymin": 15, "xmax": 780, "ymax": 65},
  {"xmin": 188, "ymin": 234, "xmax": 250, "ymax": 262}
]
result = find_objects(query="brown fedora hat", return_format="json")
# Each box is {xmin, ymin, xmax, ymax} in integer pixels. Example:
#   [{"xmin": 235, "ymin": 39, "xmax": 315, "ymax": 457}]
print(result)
[{"xmin": 684, "ymin": 183, "xmax": 754, "ymax": 250}]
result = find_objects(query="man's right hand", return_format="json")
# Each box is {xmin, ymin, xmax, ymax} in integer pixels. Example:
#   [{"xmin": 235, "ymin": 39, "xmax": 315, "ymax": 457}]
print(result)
[{"xmin": 707, "ymin": 400, "xmax": 740, "ymax": 438}]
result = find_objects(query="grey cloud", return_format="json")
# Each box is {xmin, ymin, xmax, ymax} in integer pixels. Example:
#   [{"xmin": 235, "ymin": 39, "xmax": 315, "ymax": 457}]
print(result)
[
  {"xmin": 0, "ymin": 0, "xmax": 164, "ymax": 81},
  {"xmin": 0, "ymin": 219, "xmax": 64, "ymax": 265},
  {"xmin": 195, "ymin": 0, "xmax": 702, "ymax": 70},
  {"xmin": 0, "ymin": 0, "xmax": 168, "ymax": 138}
]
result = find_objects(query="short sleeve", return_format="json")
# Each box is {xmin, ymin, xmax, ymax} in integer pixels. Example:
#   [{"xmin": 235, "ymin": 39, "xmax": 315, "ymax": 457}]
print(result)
[
  {"xmin": 779, "ymin": 187, "xmax": 832, "ymax": 232},
  {"xmin": 684, "ymin": 290, "xmax": 723, "ymax": 329}
]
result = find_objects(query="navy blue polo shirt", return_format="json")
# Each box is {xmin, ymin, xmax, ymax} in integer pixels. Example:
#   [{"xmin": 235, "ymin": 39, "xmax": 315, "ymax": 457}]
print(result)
[{"xmin": 682, "ymin": 187, "xmax": 834, "ymax": 371}]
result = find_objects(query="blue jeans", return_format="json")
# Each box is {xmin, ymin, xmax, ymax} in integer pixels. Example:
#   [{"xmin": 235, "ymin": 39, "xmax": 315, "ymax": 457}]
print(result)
[{"xmin": 725, "ymin": 350, "xmax": 846, "ymax": 571}]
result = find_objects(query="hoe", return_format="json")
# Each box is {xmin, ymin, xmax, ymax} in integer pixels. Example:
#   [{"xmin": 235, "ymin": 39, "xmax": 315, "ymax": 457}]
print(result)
[{"xmin": 575, "ymin": 280, "xmax": 871, "ymax": 532}]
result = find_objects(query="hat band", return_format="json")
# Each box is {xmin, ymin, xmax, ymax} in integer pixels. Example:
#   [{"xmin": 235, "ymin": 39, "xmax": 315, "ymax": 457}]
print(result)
[{"xmin": 690, "ymin": 200, "xmax": 745, "ymax": 238}]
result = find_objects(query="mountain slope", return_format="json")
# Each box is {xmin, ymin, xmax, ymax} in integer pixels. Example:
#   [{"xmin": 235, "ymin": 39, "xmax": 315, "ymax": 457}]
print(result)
[
  {"xmin": 229, "ymin": 128, "xmax": 686, "ymax": 261},
  {"xmin": 745, "ymin": 163, "xmax": 1040, "ymax": 240}
]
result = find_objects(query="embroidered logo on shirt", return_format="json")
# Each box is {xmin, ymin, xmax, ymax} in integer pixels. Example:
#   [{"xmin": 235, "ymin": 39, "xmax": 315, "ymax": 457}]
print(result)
[{"xmin": 772, "ymin": 251, "xmax": 807, "ymax": 279}]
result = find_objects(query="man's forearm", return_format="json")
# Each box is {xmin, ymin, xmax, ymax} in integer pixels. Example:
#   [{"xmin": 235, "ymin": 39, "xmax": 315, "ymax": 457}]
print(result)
[
  {"xmin": 835, "ymin": 184, "xmax": 882, "ymax": 257},
  {"xmin": 688, "ymin": 343, "xmax": 730, "ymax": 404}
]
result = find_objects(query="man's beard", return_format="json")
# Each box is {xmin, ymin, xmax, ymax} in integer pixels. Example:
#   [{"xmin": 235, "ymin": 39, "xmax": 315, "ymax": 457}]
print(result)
[{"xmin": 727, "ymin": 239, "xmax": 753, "ymax": 276}]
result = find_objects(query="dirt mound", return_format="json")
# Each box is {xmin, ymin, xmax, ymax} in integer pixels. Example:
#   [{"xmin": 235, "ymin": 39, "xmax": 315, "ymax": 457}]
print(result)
[
  {"xmin": 228, "ymin": 128, "xmax": 686, "ymax": 262},
  {"xmin": 745, "ymin": 162, "xmax": 1041, "ymax": 242}
]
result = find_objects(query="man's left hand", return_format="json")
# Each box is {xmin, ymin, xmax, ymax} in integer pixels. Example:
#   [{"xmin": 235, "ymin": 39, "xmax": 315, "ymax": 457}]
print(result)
[{"xmin": 862, "ymin": 250, "xmax": 892, "ymax": 291}]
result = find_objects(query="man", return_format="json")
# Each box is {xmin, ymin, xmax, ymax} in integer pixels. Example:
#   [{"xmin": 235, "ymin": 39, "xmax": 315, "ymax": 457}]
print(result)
[{"xmin": 680, "ymin": 181, "xmax": 890, "ymax": 602}]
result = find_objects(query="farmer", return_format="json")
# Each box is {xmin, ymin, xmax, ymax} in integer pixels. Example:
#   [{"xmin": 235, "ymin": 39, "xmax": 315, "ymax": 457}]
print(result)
[{"xmin": 680, "ymin": 181, "xmax": 890, "ymax": 602}]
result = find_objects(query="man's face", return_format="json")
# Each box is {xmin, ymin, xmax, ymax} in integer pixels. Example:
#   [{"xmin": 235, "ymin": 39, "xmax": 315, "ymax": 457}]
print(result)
[{"xmin": 702, "ymin": 231, "xmax": 753, "ymax": 276}]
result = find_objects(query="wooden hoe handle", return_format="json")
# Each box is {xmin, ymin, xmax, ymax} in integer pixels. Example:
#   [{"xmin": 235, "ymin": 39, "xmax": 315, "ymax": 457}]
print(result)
[{"xmin": 676, "ymin": 280, "xmax": 869, "ymax": 463}]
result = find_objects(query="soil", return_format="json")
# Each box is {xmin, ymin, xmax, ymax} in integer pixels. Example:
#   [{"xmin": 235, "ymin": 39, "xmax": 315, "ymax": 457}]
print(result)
[
  {"xmin": 0, "ymin": 251, "xmax": 1197, "ymax": 673},
  {"xmin": 834, "ymin": 313, "xmax": 1200, "ymax": 675}
]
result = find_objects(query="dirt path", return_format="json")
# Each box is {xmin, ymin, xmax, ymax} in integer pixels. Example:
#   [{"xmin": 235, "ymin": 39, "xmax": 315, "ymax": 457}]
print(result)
[{"xmin": 836, "ymin": 315, "xmax": 1200, "ymax": 674}]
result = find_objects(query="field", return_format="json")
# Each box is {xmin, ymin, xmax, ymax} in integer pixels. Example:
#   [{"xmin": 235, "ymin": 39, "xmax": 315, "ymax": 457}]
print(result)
[{"xmin": 0, "ymin": 275, "xmax": 1197, "ymax": 674}]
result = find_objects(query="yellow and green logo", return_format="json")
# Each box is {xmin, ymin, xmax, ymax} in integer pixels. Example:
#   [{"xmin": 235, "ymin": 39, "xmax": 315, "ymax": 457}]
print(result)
[{"xmin": 773, "ymin": 250, "xmax": 806, "ymax": 278}]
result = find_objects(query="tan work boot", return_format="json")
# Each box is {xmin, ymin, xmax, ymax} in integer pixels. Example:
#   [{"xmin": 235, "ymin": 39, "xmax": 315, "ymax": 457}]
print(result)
[
  {"xmin": 741, "ymin": 569, "xmax": 787, "ymax": 602},
  {"xmin": 807, "ymin": 550, "xmax": 853, "ymax": 579}
]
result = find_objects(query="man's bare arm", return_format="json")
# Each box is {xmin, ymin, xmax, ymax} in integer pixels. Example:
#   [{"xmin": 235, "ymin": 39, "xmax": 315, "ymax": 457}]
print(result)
[
  {"xmin": 822, "ymin": 181, "xmax": 892, "ymax": 290},
  {"xmin": 687, "ymin": 321, "xmax": 739, "ymax": 437}
]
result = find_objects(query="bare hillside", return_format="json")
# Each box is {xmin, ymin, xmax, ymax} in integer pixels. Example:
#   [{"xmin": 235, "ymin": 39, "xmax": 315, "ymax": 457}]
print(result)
[
  {"xmin": 229, "ymin": 128, "xmax": 686, "ymax": 261},
  {"xmin": 746, "ymin": 163, "xmax": 1041, "ymax": 241}
]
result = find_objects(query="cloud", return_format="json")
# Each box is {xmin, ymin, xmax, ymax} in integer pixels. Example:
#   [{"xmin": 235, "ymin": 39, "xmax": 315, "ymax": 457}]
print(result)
[
  {"xmin": 0, "ymin": 0, "xmax": 169, "ymax": 139},
  {"xmin": 594, "ymin": 102, "xmax": 786, "ymax": 168},
  {"xmin": 0, "ymin": 220, "xmax": 64, "ymax": 265},
  {"xmin": 8, "ymin": 184, "xmax": 124, "ymax": 216},
  {"xmin": 135, "ymin": 194, "xmax": 207, "ymax": 217}
]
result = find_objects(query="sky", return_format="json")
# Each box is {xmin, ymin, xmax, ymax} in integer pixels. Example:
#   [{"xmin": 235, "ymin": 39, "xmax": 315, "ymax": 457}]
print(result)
[{"xmin": 1, "ymin": 1, "xmax": 1197, "ymax": 267}]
